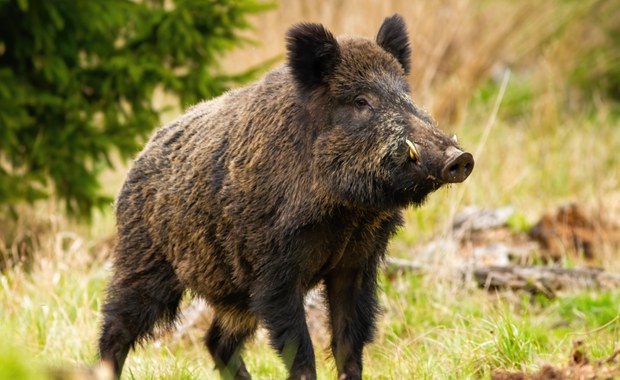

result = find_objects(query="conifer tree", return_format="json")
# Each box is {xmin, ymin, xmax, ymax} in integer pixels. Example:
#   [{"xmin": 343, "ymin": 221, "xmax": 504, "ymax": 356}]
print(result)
[{"xmin": 0, "ymin": 0, "xmax": 270, "ymax": 218}]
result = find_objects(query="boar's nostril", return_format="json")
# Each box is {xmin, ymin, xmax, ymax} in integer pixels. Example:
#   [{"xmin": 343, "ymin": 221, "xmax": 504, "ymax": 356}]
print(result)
[{"xmin": 441, "ymin": 151, "xmax": 474, "ymax": 183}]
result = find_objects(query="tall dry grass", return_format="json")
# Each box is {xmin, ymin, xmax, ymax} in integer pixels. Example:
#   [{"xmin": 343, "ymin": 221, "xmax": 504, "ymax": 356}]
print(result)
[{"xmin": 224, "ymin": 0, "xmax": 587, "ymax": 127}]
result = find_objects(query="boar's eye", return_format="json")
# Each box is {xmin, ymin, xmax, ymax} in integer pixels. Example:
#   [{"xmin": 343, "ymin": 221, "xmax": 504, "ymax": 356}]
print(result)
[{"xmin": 354, "ymin": 96, "xmax": 372, "ymax": 110}]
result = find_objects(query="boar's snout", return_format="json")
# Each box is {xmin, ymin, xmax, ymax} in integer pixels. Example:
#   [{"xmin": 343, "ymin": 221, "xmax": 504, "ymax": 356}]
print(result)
[{"xmin": 441, "ymin": 146, "xmax": 474, "ymax": 183}]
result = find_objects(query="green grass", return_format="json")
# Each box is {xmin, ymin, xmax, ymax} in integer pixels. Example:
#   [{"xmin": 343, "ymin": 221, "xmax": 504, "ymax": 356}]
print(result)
[
  {"xmin": 0, "ymin": 340, "xmax": 48, "ymax": 380},
  {"xmin": 367, "ymin": 274, "xmax": 620, "ymax": 379},
  {"xmin": 3, "ymin": 243, "xmax": 619, "ymax": 379}
]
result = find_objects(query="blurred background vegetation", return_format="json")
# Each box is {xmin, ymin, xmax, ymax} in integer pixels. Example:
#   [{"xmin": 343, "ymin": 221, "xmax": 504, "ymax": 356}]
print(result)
[
  {"xmin": 0, "ymin": 0, "xmax": 271, "ymax": 219},
  {"xmin": 1, "ymin": 0, "xmax": 618, "ymax": 221},
  {"xmin": 1, "ymin": 0, "xmax": 619, "ymax": 378}
]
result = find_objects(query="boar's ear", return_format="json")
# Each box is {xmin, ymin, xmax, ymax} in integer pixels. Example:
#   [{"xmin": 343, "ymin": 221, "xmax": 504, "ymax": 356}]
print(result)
[
  {"xmin": 376, "ymin": 14, "xmax": 411, "ymax": 75},
  {"xmin": 286, "ymin": 23, "xmax": 340, "ymax": 93}
]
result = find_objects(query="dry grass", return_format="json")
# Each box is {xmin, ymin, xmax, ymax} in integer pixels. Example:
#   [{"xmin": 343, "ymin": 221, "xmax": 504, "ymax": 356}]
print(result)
[
  {"xmin": 225, "ymin": 0, "xmax": 587, "ymax": 127},
  {"xmin": 0, "ymin": 208, "xmax": 111, "ymax": 378}
]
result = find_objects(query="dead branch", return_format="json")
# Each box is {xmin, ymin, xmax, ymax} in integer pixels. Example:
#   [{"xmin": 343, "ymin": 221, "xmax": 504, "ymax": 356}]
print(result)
[
  {"xmin": 472, "ymin": 265, "xmax": 620, "ymax": 296},
  {"xmin": 384, "ymin": 257, "xmax": 620, "ymax": 297}
]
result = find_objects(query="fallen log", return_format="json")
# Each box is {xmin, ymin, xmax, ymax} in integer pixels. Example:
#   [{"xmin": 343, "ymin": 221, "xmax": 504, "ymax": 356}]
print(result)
[
  {"xmin": 384, "ymin": 257, "xmax": 620, "ymax": 297},
  {"xmin": 472, "ymin": 265, "xmax": 620, "ymax": 297}
]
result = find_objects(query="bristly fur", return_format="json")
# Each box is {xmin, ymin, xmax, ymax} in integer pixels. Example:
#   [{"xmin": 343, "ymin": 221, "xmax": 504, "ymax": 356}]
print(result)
[
  {"xmin": 376, "ymin": 14, "xmax": 412, "ymax": 75},
  {"xmin": 98, "ymin": 13, "xmax": 472, "ymax": 380}
]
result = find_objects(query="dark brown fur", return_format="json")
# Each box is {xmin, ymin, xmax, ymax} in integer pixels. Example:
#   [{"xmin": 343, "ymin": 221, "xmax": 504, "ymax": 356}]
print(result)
[{"xmin": 98, "ymin": 14, "xmax": 473, "ymax": 380}]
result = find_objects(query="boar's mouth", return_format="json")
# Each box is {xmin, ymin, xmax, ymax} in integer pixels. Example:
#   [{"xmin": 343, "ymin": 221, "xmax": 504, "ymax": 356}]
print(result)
[
  {"xmin": 403, "ymin": 138, "xmax": 474, "ymax": 187},
  {"xmin": 386, "ymin": 137, "xmax": 474, "ymax": 207}
]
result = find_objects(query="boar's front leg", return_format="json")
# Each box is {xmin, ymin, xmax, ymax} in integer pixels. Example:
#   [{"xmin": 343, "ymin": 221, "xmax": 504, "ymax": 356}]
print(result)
[
  {"xmin": 252, "ymin": 272, "xmax": 316, "ymax": 380},
  {"xmin": 324, "ymin": 263, "xmax": 380, "ymax": 380}
]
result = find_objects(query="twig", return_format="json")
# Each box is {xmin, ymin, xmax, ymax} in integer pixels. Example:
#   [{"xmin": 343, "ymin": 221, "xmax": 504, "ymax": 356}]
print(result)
[
  {"xmin": 570, "ymin": 315, "xmax": 620, "ymax": 337},
  {"xmin": 383, "ymin": 257, "xmax": 620, "ymax": 294},
  {"xmin": 447, "ymin": 69, "xmax": 511, "ymax": 236}
]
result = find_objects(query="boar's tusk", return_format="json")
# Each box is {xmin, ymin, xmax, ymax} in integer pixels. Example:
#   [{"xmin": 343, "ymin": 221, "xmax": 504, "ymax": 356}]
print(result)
[
  {"xmin": 405, "ymin": 139, "xmax": 420, "ymax": 163},
  {"xmin": 451, "ymin": 134, "xmax": 458, "ymax": 143}
]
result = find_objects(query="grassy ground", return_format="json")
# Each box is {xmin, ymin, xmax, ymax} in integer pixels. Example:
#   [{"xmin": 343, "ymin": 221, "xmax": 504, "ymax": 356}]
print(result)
[
  {"xmin": 2, "ymin": 0, "xmax": 620, "ymax": 379},
  {"xmin": 2, "ymin": 227, "xmax": 619, "ymax": 379}
]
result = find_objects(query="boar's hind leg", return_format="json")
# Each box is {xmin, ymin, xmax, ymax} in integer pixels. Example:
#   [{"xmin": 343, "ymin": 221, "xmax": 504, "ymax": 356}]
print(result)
[
  {"xmin": 99, "ymin": 255, "xmax": 183, "ymax": 378},
  {"xmin": 205, "ymin": 308, "xmax": 258, "ymax": 380},
  {"xmin": 324, "ymin": 264, "xmax": 380, "ymax": 380}
]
